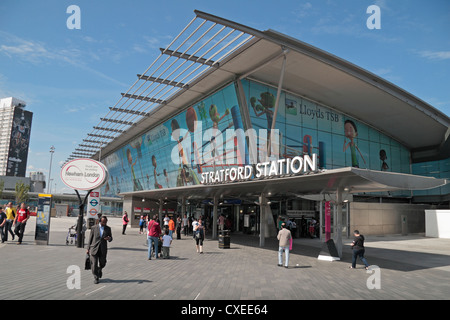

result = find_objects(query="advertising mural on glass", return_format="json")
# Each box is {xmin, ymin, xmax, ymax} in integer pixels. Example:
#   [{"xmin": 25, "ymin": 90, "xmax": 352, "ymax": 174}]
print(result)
[
  {"xmin": 242, "ymin": 79, "xmax": 410, "ymax": 174},
  {"xmin": 101, "ymin": 84, "xmax": 241, "ymax": 197}
]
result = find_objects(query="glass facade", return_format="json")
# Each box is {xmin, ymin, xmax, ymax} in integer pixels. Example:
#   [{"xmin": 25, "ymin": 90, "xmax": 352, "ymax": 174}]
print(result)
[
  {"xmin": 102, "ymin": 83, "xmax": 241, "ymax": 197},
  {"xmin": 241, "ymin": 79, "xmax": 411, "ymax": 173},
  {"xmin": 100, "ymin": 78, "xmax": 434, "ymax": 199},
  {"xmin": 412, "ymin": 157, "xmax": 450, "ymax": 196}
]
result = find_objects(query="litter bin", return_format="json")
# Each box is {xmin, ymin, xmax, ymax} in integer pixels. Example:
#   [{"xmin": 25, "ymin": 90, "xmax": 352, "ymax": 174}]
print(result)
[{"xmin": 218, "ymin": 230, "xmax": 230, "ymax": 249}]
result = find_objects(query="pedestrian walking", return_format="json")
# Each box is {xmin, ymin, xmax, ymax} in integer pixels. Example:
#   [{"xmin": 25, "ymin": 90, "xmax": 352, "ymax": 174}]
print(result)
[
  {"xmin": 350, "ymin": 230, "xmax": 370, "ymax": 270},
  {"xmin": 168, "ymin": 216, "xmax": 175, "ymax": 238},
  {"xmin": 139, "ymin": 215, "xmax": 145, "ymax": 234},
  {"xmin": 3, "ymin": 202, "xmax": 16, "ymax": 242},
  {"xmin": 163, "ymin": 214, "xmax": 170, "ymax": 230},
  {"xmin": 277, "ymin": 222, "xmax": 291, "ymax": 268},
  {"xmin": 122, "ymin": 211, "xmax": 129, "ymax": 235},
  {"xmin": 162, "ymin": 229, "xmax": 172, "ymax": 259},
  {"xmin": 0, "ymin": 206, "xmax": 6, "ymax": 243},
  {"xmin": 13, "ymin": 203, "xmax": 30, "ymax": 245},
  {"xmin": 176, "ymin": 215, "xmax": 182, "ymax": 240},
  {"xmin": 191, "ymin": 216, "xmax": 198, "ymax": 238},
  {"xmin": 87, "ymin": 216, "xmax": 113, "ymax": 284},
  {"xmin": 218, "ymin": 214, "xmax": 224, "ymax": 231},
  {"xmin": 193, "ymin": 218, "xmax": 205, "ymax": 254},
  {"xmin": 182, "ymin": 214, "xmax": 189, "ymax": 236},
  {"xmin": 147, "ymin": 215, "xmax": 161, "ymax": 260}
]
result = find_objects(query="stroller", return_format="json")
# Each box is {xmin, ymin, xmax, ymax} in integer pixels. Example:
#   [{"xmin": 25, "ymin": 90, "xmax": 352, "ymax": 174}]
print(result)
[
  {"xmin": 66, "ymin": 224, "xmax": 77, "ymax": 245},
  {"xmin": 65, "ymin": 219, "xmax": 86, "ymax": 245}
]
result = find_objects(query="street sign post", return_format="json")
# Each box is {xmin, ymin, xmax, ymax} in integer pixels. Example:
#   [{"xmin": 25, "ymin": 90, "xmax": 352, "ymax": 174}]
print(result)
[{"xmin": 60, "ymin": 159, "xmax": 108, "ymax": 248}]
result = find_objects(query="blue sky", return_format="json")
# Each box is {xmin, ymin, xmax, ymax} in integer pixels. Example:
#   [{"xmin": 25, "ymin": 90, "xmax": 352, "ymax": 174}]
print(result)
[{"xmin": 0, "ymin": 0, "xmax": 449, "ymax": 193}]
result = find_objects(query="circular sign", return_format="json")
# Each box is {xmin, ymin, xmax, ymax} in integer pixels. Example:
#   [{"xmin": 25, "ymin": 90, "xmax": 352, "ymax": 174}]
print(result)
[
  {"xmin": 60, "ymin": 158, "xmax": 108, "ymax": 191},
  {"xmin": 89, "ymin": 208, "xmax": 98, "ymax": 217},
  {"xmin": 90, "ymin": 199, "xmax": 99, "ymax": 206}
]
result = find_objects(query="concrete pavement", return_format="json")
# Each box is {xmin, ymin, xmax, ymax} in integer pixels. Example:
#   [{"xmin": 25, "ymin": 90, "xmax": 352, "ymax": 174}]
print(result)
[{"xmin": 0, "ymin": 215, "xmax": 449, "ymax": 300}]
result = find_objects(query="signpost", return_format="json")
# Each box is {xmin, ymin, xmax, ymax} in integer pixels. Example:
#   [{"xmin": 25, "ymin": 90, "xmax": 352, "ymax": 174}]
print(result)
[
  {"xmin": 35, "ymin": 194, "xmax": 52, "ymax": 245},
  {"xmin": 60, "ymin": 158, "xmax": 108, "ymax": 248}
]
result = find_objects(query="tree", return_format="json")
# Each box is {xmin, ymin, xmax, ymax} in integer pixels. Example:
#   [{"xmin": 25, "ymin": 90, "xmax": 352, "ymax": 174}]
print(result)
[{"xmin": 15, "ymin": 181, "xmax": 30, "ymax": 204}]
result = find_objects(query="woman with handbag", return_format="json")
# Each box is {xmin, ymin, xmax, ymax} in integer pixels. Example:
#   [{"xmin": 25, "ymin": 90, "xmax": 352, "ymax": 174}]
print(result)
[{"xmin": 194, "ymin": 218, "xmax": 205, "ymax": 254}]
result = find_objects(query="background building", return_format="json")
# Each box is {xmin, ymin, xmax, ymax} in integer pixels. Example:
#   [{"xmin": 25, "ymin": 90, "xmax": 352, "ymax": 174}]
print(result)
[{"xmin": 0, "ymin": 97, "xmax": 33, "ymax": 177}]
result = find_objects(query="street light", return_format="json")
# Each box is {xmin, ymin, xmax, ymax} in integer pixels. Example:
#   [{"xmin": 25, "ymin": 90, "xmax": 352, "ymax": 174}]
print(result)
[{"xmin": 47, "ymin": 146, "xmax": 55, "ymax": 193}]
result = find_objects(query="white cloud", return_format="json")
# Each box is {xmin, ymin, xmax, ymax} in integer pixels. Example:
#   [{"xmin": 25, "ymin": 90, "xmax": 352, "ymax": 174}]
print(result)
[
  {"xmin": 0, "ymin": 31, "xmax": 128, "ymax": 87},
  {"xmin": 419, "ymin": 51, "xmax": 450, "ymax": 61}
]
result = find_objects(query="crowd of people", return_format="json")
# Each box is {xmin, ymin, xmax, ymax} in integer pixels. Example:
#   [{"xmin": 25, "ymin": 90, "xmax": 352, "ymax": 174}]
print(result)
[
  {"xmin": 0, "ymin": 202, "xmax": 31, "ymax": 245},
  {"xmin": 1, "ymin": 204, "xmax": 371, "ymax": 284},
  {"xmin": 132, "ymin": 212, "xmax": 211, "ymax": 260}
]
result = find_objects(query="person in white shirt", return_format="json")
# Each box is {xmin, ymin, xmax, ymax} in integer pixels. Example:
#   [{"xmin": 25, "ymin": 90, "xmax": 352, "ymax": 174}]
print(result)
[{"xmin": 161, "ymin": 229, "xmax": 172, "ymax": 259}]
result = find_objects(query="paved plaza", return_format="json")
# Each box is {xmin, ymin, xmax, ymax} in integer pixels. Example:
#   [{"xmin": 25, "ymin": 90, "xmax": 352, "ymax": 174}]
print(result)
[{"xmin": 1, "ymin": 216, "xmax": 449, "ymax": 301}]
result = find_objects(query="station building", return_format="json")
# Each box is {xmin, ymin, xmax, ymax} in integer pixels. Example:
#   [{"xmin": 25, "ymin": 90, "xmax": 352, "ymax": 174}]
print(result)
[{"xmin": 68, "ymin": 11, "xmax": 449, "ymax": 255}]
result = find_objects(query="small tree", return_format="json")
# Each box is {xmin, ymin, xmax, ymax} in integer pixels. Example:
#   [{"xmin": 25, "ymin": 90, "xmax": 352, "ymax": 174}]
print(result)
[{"xmin": 15, "ymin": 181, "xmax": 30, "ymax": 205}]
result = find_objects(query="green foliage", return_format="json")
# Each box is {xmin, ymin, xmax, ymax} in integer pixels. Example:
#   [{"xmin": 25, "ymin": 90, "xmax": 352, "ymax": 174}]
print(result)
[{"xmin": 15, "ymin": 181, "xmax": 30, "ymax": 204}]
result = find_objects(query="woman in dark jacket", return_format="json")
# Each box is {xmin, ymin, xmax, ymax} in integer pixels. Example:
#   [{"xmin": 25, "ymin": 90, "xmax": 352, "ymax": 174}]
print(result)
[
  {"xmin": 350, "ymin": 230, "xmax": 370, "ymax": 269},
  {"xmin": 194, "ymin": 218, "xmax": 205, "ymax": 254}
]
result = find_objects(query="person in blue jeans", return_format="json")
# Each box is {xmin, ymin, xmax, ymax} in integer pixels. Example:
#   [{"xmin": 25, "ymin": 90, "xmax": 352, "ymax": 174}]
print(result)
[
  {"xmin": 147, "ymin": 215, "xmax": 161, "ymax": 260},
  {"xmin": 350, "ymin": 230, "xmax": 370, "ymax": 269}
]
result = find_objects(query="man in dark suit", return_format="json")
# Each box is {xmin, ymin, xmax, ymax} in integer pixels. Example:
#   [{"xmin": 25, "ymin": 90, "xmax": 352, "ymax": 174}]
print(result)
[{"xmin": 87, "ymin": 216, "xmax": 113, "ymax": 284}]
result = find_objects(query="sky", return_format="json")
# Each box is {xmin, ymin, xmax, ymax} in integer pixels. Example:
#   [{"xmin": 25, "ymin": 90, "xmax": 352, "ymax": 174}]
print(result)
[{"xmin": 0, "ymin": 0, "xmax": 449, "ymax": 194}]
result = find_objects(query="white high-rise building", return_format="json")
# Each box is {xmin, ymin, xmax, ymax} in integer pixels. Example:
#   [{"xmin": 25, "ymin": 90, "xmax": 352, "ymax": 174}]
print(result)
[{"xmin": 0, "ymin": 97, "xmax": 33, "ymax": 177}]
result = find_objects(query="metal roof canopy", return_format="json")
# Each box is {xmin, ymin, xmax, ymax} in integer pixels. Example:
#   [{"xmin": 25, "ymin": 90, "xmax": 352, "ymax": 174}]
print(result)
[
  {"xmin": 121, "ymin": 167, "xmax": 447, "ymax": 201},
  {"xmin": 67, "ymin": 10, "xmax": 449, "ymax": 165}
]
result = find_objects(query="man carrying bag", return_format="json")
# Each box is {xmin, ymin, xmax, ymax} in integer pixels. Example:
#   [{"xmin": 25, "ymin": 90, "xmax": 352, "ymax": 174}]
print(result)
[{"xmin": 87, "ymin": 216, "xmax": 113, "ymax": 284}]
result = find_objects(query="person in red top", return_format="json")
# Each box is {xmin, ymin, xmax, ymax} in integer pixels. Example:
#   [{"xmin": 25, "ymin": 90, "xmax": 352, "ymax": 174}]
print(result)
[
  {"xmin": 147, "ymin": 215, "xmax": 161, "ymax": 260},
  {"xmin": 14, "ymin": 203, "xmax": 30, "ymax": 245}
]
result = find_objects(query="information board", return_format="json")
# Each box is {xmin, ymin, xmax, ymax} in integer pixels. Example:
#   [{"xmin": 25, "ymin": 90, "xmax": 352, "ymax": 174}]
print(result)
[{"xmin": 35, "ymin": 194, "xmax": 52, "ymax": 245}]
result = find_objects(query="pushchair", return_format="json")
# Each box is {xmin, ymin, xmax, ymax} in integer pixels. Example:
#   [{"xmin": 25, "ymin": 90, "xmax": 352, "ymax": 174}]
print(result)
[
  {"xmin": 66, "ymin": 224, "xmax": 77, "ymax": 245},
  {"xmin": 65, "ymin": 219, "xmax": 86, "ymax": 245}
]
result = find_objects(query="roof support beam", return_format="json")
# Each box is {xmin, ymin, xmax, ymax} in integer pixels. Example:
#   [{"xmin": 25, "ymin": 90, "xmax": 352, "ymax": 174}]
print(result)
[
  {"xmin": 87, "ymin": 133, "xmax": 115, "ymax": 139},
  {"xmin": 137, "ymin": 74, "xmax": 188, "ymax": 89},
  {"xmin": 100, "ymin": 118, "xmax": 135, "ymax": 126},
  {"xmin": 93, "ymin": 127, "xmax": 124, "ymax": 133},
  {"xmin": 82, "ymin": 139, "xmax": 106, "ymax": 144},
  {"xmin": 109, "ymin": 107, "xmax": 149, "ymax": 117},
  {"xmin": 159, "ymin": 48, "xmax": 217, "ymax": 67},
  {"xmin": 120, "ymin": 93, "xmax": 166, "ymax": 105}
]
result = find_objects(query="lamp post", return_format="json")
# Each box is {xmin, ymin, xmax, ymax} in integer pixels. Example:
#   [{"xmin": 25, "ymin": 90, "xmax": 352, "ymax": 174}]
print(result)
[{"xmin": 47, "ymin": 146, "xmax": 55, "ymax": 193}]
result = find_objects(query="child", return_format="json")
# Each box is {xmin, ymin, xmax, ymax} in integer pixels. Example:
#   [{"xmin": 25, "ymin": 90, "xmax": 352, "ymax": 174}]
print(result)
[{"xmin": 161, "ymin": 229, "xmax": 172, "ymax": 259}]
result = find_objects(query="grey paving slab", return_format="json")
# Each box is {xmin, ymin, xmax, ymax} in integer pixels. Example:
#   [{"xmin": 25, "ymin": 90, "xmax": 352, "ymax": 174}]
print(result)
[{"xmin": 0, "ymin": 216, "xmax": 449, "ymax": 300}]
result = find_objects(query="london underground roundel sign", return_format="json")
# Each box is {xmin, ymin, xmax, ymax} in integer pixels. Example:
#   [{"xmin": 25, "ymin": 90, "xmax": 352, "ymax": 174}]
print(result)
[{"xmin": 60, "ymin": 158, "xmax": 108, "ymax": 191}]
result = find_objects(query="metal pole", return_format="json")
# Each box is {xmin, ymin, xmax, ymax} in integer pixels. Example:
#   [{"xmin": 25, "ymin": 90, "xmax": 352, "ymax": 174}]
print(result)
[
  {"xmin": 212, "ymin": 195, "xmax": 218, "ymax": 240},
  {"xmin": 335, "ymin": 188, "xmax": 343, "ymax": 258},
  {"xmin": 259, "ymin": 193, "xmax": 266, "ymax": 247},
  {"xmin": 75, "ymin": 189, "xmax": 91, "ymax": 248}
]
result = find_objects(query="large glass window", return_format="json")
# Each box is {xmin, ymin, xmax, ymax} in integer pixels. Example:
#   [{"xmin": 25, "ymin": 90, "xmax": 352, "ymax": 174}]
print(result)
[
  {"xmin": 241, "ymin": 79, "xmax": 411, "ymax": 174},
  {"xmin": 101, "ymin": 83, "xmax": 241, "ymax": 197}
]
